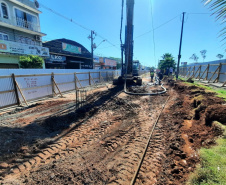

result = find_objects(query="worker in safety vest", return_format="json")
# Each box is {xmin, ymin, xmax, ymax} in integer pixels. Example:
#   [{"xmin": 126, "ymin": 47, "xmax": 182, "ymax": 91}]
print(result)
[{"xmin": 150, "ymin": 69, "xmax": 154, "ymax": 82}]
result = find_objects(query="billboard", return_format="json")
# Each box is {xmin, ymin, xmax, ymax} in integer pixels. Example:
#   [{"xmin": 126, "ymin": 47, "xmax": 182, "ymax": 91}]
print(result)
[
  {"xmin": 62, "ymin": 43, "xmax": 81, "ymax": 54},
  {"xmin": 104, "ymin": 58, "xmax": 117, "ymax": 67},
  {"xmin": 0, "ymin": 40, "xmax": 49, "ymax": 57},
  {"xmin": 181, "ymin": 62, "xmax": 187, "ymax": 65}
]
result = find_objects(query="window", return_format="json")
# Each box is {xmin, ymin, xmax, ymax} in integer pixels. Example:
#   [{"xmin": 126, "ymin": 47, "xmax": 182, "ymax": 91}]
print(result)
[
  {"xmin": 15, "ymin": 8, "xmax": 38, "ymax": 31},
  {"xmin": 0, "ymin": 32, "xmax": 9, "ymax": 41},
  {"xmin": 1, "ymin": 3, "xmax": 8, "ymax": 19}
]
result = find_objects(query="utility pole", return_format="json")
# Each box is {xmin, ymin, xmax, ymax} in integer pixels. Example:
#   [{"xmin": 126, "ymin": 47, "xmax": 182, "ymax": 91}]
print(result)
[
  {"xmin": 120, "ymin": 0, "xmax": 124, "ymax": 75},
  {"xmin": 89, "ymin": 30, "xmax": 95, "ymax": 69},
  {"xmin": 176, "ymin": 12, "xmax": 185, "ymax": 80}
]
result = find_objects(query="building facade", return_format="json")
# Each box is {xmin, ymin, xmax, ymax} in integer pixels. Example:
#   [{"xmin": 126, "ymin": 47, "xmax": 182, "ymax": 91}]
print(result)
[
  {"xmin": 0, "ymin": 0, "xmax": 49, "ymax": 68},
  {"xmin": 43, "ymin": 39, "xmax": 93, "ymax": 69},
  {"xmin": 99, "ymin": 57, "xmax": 117, "ymax": 70}
]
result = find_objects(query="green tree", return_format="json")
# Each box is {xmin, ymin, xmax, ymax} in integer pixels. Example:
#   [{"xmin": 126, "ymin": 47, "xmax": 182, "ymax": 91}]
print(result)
[
  {"xmin": 216, "ymin": 53, "xmax": 224, "ymax": 59},
  {"xmin": 158, "ymin": 53, "xmax": 176, "ymax": 71},
  {"xmin": 19, "ymin": 55, "xmax": 44, "ymax": 68},
  {"xmin": 189, "ymin": 53, "xmax": 199, "ymax": 63},
  {"xmin": 109, "ymin": 57, "xmax": 121, "ymax": 69}
]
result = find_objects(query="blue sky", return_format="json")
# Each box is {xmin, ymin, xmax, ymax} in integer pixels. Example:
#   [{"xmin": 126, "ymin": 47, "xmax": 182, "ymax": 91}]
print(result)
[{"xmin": 38, "ymin": 0, "xmax": 225, "ymax": 67}]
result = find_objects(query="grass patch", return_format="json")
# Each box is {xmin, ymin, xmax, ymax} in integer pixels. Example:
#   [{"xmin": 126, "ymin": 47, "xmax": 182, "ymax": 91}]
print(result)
[
  {"xmin": 187, "ymin": 122, "xmax": 226, "ymax": 185},
  {"xmin": 178, "ymin": 77, "xmax": 226, "ymax": 101}
]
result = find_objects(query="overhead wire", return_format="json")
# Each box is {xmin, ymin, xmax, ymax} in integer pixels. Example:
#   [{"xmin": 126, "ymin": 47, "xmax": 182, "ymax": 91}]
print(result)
[
  {"xmin": 39, "ymin": 2, "xmax": 120, "ymax": 51},
  {"xmin": 149, "ymin": 0, "xmax": 157, "ymax": 67},
  {"xmin": 134, "ymin": 14, "xmax": 180, "ymax": 39}
]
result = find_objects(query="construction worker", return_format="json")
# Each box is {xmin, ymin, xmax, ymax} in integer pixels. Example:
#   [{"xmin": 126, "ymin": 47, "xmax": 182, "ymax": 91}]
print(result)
[
  {"xmin": 158, "ymin": 70, "xmax": 163, "ymax": 85},
  {"xmin": 150, "ymin": 69, "xmax": 154, "ymax": 82}
]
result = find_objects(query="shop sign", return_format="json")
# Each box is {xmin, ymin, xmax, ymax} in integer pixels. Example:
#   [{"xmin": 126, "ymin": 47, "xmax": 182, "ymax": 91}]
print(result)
[
  {"xmin": 49, "ymin": 55, "xmax": 66, "ymax": 62},
  {"xmin": 181, "ymin": 62, "xmax": 187, "ymax": 65},
  {"xmin": 104, "ymin": 58, "xmax": 117, "ymax": 67},
  {"xmin": 0, "ymin": 40, "xmax": 49, "ymax": 57},
  {"xmin": 94, "ymin": 56, "xmax": 99, "ymax": 63},
  {"xmin": 62, "ymin": 43, "xmax": 81, "ymax": 54}
]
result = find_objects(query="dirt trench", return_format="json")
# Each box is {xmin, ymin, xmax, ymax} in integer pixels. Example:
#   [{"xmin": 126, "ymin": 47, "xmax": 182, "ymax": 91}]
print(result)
[{"xmin": 0, "ymin": 80, "xmax": 225, "ymax": 185}]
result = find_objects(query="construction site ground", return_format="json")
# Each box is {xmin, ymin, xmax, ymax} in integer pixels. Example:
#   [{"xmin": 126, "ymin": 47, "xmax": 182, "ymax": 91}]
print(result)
[{"xmin": 0, "ymin": 77, "xmax": 225, "ymax": 185}]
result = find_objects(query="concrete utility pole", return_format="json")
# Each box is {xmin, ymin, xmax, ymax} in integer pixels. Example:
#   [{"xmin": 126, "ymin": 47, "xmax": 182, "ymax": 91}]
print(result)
[
  {"xmin": 176, "ymin": 12, "xmax": 185, "ymax": 80},
  {"xmin": 89, "ymin": 30, "xmax": 95, "ymax": 69}
]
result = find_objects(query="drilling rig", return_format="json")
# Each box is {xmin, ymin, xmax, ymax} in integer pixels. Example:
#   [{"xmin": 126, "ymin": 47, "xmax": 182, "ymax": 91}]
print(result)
[{"xmin": 113, "ymin": 0, "xmax": 142, "ymax": 85}]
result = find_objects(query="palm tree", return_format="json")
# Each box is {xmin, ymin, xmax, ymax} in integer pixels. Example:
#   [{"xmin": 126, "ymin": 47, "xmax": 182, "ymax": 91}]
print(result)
[{"xmin": 203, "ymin": 0, "xmax": 226, "ymax": 42}]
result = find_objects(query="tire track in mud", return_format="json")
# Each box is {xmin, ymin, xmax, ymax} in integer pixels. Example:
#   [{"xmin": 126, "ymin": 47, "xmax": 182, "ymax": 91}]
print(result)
[
  {"xmin": 0, "ymin": 89, "xmax": 124, "ymax": 181},
  {"xmin": 1, "ymin": 87, "xmax": 169, "ymax": 185},
  {"xmin": 134, "ymin": 124, "xmax": 166, "ymax": 185}
]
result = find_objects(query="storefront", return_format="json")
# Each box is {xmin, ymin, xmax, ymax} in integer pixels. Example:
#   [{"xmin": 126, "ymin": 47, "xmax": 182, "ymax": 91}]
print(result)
[
  {"xmin": 45, "ymin": 54, "xmax": 67, "ymax": 69},
  {"xmin": 0, "ymin": 39, "xmax": 49, "ymax": 68},
  {"xmin": 43, "ymin": 39, "xmax": 93, "ymax": 69},
  {"xmin": 100, "ymin": 57, "xmax": 117, "ymax": 70}
]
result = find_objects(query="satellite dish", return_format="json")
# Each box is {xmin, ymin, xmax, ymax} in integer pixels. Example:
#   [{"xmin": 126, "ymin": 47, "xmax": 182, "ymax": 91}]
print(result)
[{"xmin": 35, "ymin": 0, "xmax": 39, "ymax": 8}]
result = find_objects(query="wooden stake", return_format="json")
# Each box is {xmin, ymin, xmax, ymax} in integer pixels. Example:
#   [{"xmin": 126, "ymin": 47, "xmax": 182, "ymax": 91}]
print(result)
[
  {"xmin": 52, "ymin": 78, "xmax": 63, "ymax": 97},
  {"xmin": 198, "ymin": 65, "xmax": 201, "ymax": 79},
  {"xmin": 74, "ymin": 73, "xmax": 78, "ymax": 90},
  {"xmin": 191, "ymin": 65, "xmax": 201, "ymax": 79},
  {"xmin": 15, "ymin": 81, "xmax": 28, "ymax": 106},
  {"xmin": 51, "ymin": 73, "xmax": 55, "ymax": 97},
  {"xmin": 205, "ymin": 64, "xmax": 210, "ymax": 80},
  {"xmin": 75, "ymin": 74, "xmax": 83, "ymax": 88},
  {"xmin": 214, "ymin": 63, "xmax": 222, "ymax": 83},
  {"xmin": 100, "ymin": 73, "xmax": 105, "ymax": 82},
  {"xmin": 12, "ymin": 73, "xmax": 21, "ymax": 106},
  {"xmin": 222, "ymin": 80, "xmax": 226, "ymax": 87},
  {"xmin": 208, "ymin": 65, "xmax": 220, "ymax": 83},
  {"xmin": 90, "ymin": 74, "xmax": 96, "ymax": 86},
  {"xmin": 186, "ymin": 67, "xmax": 191, "ymax": 78},
  {"xmin": 199, "ymin": 66, "xmax": 208, "ymax": 80}
]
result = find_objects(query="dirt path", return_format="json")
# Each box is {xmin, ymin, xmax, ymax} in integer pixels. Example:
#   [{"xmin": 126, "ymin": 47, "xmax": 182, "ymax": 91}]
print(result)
[{"xmin": 0, "ymin": 79, "xmax": 225, "ymax": 185}]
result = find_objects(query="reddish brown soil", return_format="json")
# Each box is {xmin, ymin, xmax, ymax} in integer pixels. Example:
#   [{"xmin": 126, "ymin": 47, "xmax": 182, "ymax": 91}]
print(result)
[{"xmin": 0, "ymin": 80, "xmax": 225, "ymax": 185}]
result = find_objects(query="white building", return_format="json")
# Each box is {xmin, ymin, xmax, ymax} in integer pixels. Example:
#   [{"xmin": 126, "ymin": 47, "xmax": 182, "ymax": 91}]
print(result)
[{"xmin": 0, "ymin": 0, "xmax": 49, "ymax": 68}]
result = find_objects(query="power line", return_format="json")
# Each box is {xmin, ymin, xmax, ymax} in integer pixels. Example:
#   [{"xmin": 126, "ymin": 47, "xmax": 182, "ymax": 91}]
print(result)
[
  {"xmin": 149, "ymin": 0, "xmax": 156, "ymax": 67},
  {"xmin": 39, "ymin": 2, "xmax": 120, "ymax": 50},
  {"xmin": 188, "ymin": 13, "xmax": 211, "ymax": 15},
  {"xmin": 134, "ymin": 14, "xmax": 180, "ymax": 39},
  {"xmin": 39, "ymin": 3, "xmax": 91, "ymax": 32}
]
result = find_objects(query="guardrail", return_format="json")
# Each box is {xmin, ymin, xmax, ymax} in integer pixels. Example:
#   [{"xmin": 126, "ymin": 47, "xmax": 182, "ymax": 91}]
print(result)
[
  {"xmin": 0, "ymin": 70, "xmax": 120, "ymax": 109},
  {"xmin": 179, "ymin": 63, "xmax": 226, "ymax": 87}
]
